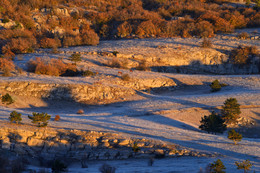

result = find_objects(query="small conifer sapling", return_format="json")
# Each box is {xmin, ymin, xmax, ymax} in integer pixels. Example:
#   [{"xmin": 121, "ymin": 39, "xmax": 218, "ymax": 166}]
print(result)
[
  {"xmin": 228, "ymin": 129, "xmax": 242, "ymax": 145},
  {"xmin": 235, "ymin": 160, "xmax": 252, "ymax": 173},
  {"xmin": 9, "ymin": 111, "xmax": 22, "ymax": 124},
  {"xmin": 209, "ymin": 159, "xmax": 226, "ymax": 173},
  {"xmin": 210, "ymin": 80, "xmax": 222, "ymax": 92}
]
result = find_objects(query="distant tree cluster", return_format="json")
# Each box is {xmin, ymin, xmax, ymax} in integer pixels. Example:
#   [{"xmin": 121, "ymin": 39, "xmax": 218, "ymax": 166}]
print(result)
[
  {"xmin": 200, "ymin": 159, "xmax": 254, "ymax": 173},
  {"xmin": 7, "ymin": 108, "xmax": 53, "ymax": 127},
  {"xmin": 1, "ymin": 0, "xmax": 260, "ymax": 56},
  {"xmin": 199, "ymin": 97, "xmax": 245, "ymax": 145},
  {"xmin": 199, "ymin": 111, "xmax": 226, "ymax": 134}
]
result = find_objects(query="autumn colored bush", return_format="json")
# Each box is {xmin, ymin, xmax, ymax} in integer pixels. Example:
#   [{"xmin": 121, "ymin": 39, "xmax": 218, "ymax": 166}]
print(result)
[
  {"xmin": 62, "ymin": 35, "xmax": 81, "ymax": 47},
  {"xmin": 54, "ymin": 115, "xmax": 60, "ymax": 121},
  {"xmin": 81, "ymin": 30, "xmax": 100, "ymax": 46},
  {"xmin": 0, "ymin": 29, "xmax": 36, "ymax": 54},
  {"xmin": 39, "ymin": 38, "xmax": 61, "ymax": 48},
  {"xmin": 194, "ymin": 21, "xmax": 215, "ymax": 38},
  {"xmin": 27, "ymin": 57, "xmax": 76, "ymax": 76},
  {"xmin": 136, "ymin": 20, "xmax": 159, "ymax": 38},
  {"xmin": 117, "ymin": 21, "xmax": 132, "ymax": 38},
  {"xmin": 77, "ymin": 109, "xmax": 84, "ymax": 114},
  {"xmin": 229, "ymin": 45, "xmax": 258, "ymax": 65},
  {"xmin": 223, "ymin": 11, "xmax": 247, "ymax": 29},
  {"xmin": 248, "ymin": 12, "xmax": 260, "ymax": 27},
  {"xmin": 237, "ymin": 32, "xmax": 249, "ymax": 39},
  {"xmin": 0, "ymin": 58, "xmax": 15, "ymax": 76},
  {"xmin": 0, "ymin": 0, "xmax": 259, "ymax": 51}
]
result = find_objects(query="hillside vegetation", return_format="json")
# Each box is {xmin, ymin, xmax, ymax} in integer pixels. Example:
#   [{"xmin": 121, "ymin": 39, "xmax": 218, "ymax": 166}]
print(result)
[{"xmin": 0, "ymin": 0, "xmax": 260, "ymax": 56}]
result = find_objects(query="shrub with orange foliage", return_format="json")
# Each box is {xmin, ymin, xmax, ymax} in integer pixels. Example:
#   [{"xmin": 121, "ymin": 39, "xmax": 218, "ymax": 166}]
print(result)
[
  {"xmin": 248, "ymin": 12, "xmax": 260, "ymax": 27},
  {"xmin": 136, "ymin": 20, "xmax": 159, "ymax": 38},
  {"xmin": 81, "ymin": 29, "xmax": 100, "ymax": 46},
  {"xmin": 0, "ymin": 58, "xmax": 15, "ymax": 76},
  {"xmin": 117, "ymin": 21, "xmax": 132, "ymax": 38},
  {"xmin": 0, "ymin": 29, "xmax": 36, "ymax": 54},
  {"xmin": 39, "ymin": 38, "xmax": 61, "ymax": 48},
  {"xmin": 77, "ymin": 109, "xmax": 84, "ymax": 114},
  {"xmin": 0, "ymin": 0, "xmax": 259, "ymax": 47},
  {"xmin": 62, "ymin": 35, "xmax": 81, "ymax": 47},
  {"xmin": 54, "ymin": 115, "xmax": 60, "ymax": 121},
  {"xmin": 27, "ymin": 57, "xmax": 76, "ymax": 76},
  {"xmin": 194, "ymin": 21, "xmax": 215, "ymax": 38},
  {"xmin": 223, "ymin": 11, "xmax": 247, "ymax": 29},
  {"xmin": 229, "ymin": 46, "xmax": 258, "ymax": 65}
]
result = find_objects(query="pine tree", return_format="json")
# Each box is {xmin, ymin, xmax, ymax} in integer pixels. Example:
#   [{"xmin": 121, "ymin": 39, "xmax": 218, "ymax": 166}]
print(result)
[
  {"xmin": 28, "ymin": 112, "xmax": 51, "ymax": 127},
  {"xmin": 210, "ymin": 159, "xmax": 226, "ymax": 173},
  {"xmin": 228, "ymin": 129, "xmax": 242, "ymax": 145},
  {"xmin": 199, "ymin": 111, "xmax": 226, "ymax": 134},
  {"xmin": 2, "ymin": 93, "xmax": 14, "ymax": 105},
  {"xmin": 69, "ymin": 53, "xmax": 81, "ymax": 65},
  {"xmin": 210, "ymin": 80, "xmax": 222, "ymax": 92},
  {"xmin": 132, "ymin": 142, "xmax": 140, "ymax": 153},
  {"xmin": 221, "ymin": 98, "xmax": 241, "ymax": 124},
  {"xmin": 9, "ymin": 111, "xmax": 22, "ymax": 124},
  {"xmin": 235, "ymin": 160, "xmax": 252, "ymax": 173}
]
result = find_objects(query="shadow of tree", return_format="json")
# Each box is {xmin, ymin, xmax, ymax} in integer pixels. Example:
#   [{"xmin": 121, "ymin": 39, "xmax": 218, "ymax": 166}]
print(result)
[
  {"xmin": 151, "ymin": 59, "xmax": 260, "ymax": 75},
  {"xmin": 233, "ymin": 111, "xmax": 260, "ymax": 138}
]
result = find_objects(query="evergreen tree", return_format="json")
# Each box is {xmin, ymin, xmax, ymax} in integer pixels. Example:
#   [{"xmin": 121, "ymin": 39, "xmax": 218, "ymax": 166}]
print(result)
[
  {"xmin": 209, "ymin": 159, "xmax": 226, "ymax": 173},
  {"xmin": 228, "ymin": 129, "xmax": 242, "ymax": 145},
  {"xmin": 199, "ymin": 111, "xmax": 226, "ymax": 134},
  {"xmin": 132, "ymin": 142, "xmax": 140, "ymax": 153},
  {"xmin": 221, "ymin": 98, "xmax": 241, "ymax": 124},
  {"xmin": 69, "ymin": 53, "xmax": 81, "ymax": 65},
  {"xmin": 210, "ymin": 80, "xmax": 222, "ymax": 92},
  {"xmin": 2, "ymin": 93, "xmax": 14, "ymax": 105},
  {"xmin": 28, "ymin": 112, "xmax": 51, "ymax": 127},
  {"xmin": 9, "ymin": 111, "xmax": 22, "ymax": 124},
  {"xmin": 235, "ymin": 160, "xmax": 252, "ymax": 173}
]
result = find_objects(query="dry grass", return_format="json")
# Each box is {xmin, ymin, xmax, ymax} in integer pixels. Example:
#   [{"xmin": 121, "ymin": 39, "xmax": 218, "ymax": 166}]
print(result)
[
  {"xmin": 121, "ymin": 74, "xmax": 131, "ymax": 81},
  {"xmin": 136, "ymin": 60, "xmax": 150, "ymax": 71}
]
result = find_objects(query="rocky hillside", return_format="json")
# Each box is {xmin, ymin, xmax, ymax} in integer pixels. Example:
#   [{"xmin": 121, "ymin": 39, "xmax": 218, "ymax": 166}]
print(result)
[
  {"xmin": 1, "ymin": 0, "xmax": 260, "ymax": 56},
  {"xmin": 0, "ymin": 122, "xmax": 214, "ymax": 163}
]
